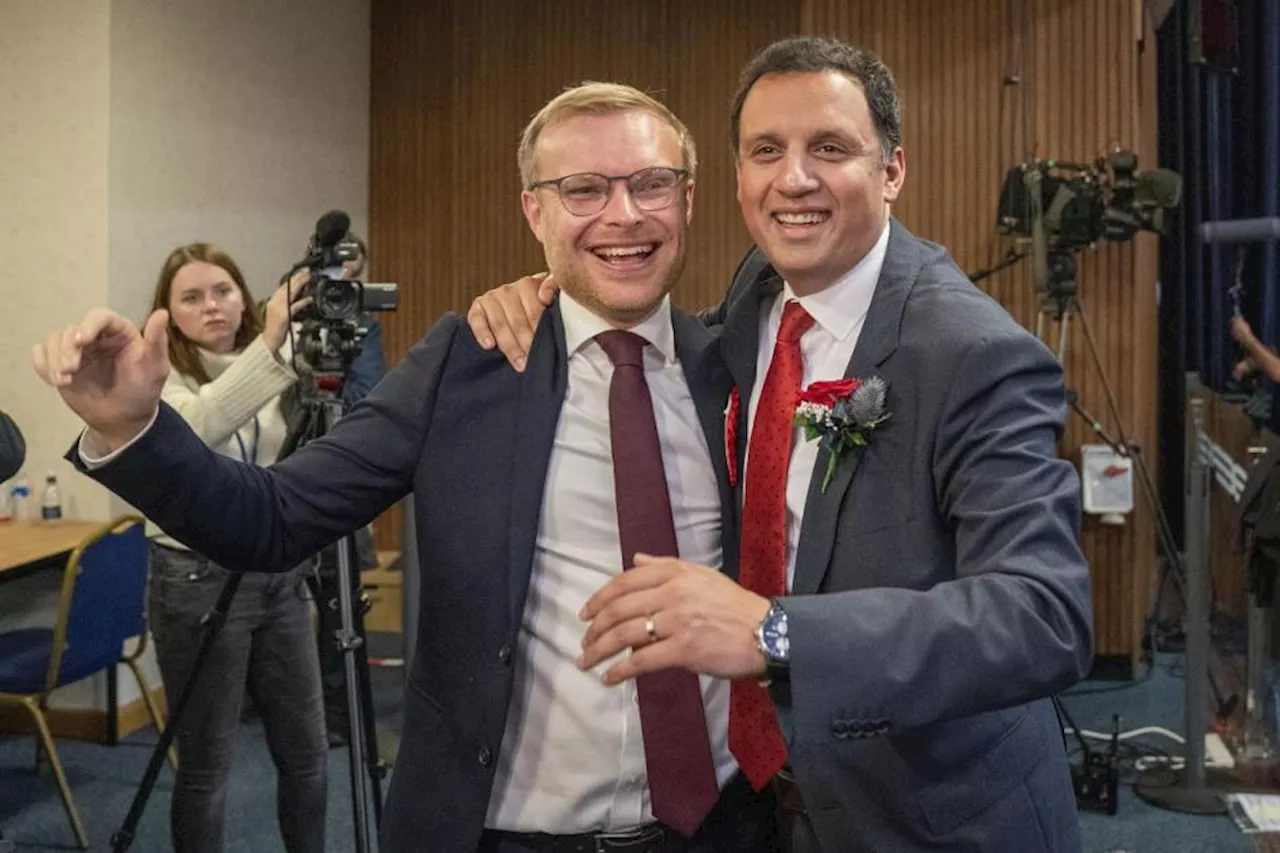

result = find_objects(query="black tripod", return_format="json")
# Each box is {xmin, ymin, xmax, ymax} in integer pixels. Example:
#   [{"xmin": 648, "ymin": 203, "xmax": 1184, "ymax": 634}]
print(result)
[
  {"xmin": 110, "ymin": 377, "xmax": 385, "ymax": 853},
  {"xmin": 280, "ymin": 374, "xmax": 387, "ymax": 852}
]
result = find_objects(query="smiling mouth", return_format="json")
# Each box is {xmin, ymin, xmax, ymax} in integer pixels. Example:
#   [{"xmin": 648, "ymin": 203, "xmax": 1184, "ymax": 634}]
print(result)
[
  {"xmin": 773, "ymin": 211, "xmax": 830, "ymax": 228},
  {"xmin": 590, "ymin": 243, "xmax": 658, "ymax": 268}
]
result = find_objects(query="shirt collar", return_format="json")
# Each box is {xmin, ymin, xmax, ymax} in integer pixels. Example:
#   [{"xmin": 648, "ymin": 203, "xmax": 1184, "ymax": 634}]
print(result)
[
  {"xmin": 781, "ymin": 220, "xmax": 891, "ymax": 342},
  {"xmin": 559, "ymin": 291, "xmax": 677, "ymax": 366}
]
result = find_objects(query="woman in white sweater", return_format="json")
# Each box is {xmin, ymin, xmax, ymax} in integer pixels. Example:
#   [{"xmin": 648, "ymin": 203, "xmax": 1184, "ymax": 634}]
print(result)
[{"xmin": 145, "ymin": 243, "xmax": 324, "ymax": 853}]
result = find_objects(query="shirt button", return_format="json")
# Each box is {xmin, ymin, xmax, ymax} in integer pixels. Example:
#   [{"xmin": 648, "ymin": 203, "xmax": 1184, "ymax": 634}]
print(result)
[
  {"xmin": 498, "ymin": 644, "xmax": 513, "ymax": 664},
  {"xmin": 478, "ymin": 746, "xmax": 493, "ymax": 767}
]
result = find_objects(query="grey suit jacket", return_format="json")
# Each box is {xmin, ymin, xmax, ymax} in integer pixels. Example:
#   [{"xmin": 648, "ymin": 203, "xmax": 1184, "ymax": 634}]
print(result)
[
  {"xmin": 71, "ymin": 302, "xmax": 738, "ymax": 853},
  {"xmin": 717, "ymin": 221, "xmax": 1092, "ymax": 852}
]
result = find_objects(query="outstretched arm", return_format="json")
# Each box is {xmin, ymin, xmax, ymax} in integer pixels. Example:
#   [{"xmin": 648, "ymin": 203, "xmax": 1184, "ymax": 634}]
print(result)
[{"xmin": 60, "ymin": 315, "xmax": 463, "ymax": 572}]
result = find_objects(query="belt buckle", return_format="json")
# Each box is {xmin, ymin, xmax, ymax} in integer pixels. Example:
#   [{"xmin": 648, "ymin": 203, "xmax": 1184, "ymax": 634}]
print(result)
[{"xmin": 593, "ymin": 824, "xmax": 664, "ymax": 852}]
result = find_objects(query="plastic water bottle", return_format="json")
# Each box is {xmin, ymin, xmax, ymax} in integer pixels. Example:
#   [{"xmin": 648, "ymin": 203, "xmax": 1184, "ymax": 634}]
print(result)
[
  {"xmin": 11, "ymin": 475, "xmax": 30, "ymax": 521},
  {"xmin": 41, "ymin": 474, "xmax": 62, "ymax": 521},
  {"xmin": 0, "ymin": 482, "xmax": 12, "ymax": 523}
]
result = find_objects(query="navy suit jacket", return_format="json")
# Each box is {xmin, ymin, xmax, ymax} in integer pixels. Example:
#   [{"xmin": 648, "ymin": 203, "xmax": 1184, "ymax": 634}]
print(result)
[
  {"xmin": 715, "ymin": 221, "xmax": 1092, "ymax": 852},
  {"xmin": 72, "ymin": 303, "xmax": 735, "ymax": 853}
]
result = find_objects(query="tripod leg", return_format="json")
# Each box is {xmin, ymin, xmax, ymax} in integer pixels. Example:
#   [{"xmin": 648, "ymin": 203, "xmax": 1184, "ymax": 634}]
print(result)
[
  {"xmin": 1057, "ymin": 304, "xmax": 1071, "ymax": 364},
  {"xmin": 111, "ymin": 573, "xmax": 243, "ymax": 853},
  {"xmin": 335, "ymin": 535, "xmax": 374, "ymax": 853},
  {"xmin": 351, "ymin": 580, "xmax": 386, "ymax": 823}
]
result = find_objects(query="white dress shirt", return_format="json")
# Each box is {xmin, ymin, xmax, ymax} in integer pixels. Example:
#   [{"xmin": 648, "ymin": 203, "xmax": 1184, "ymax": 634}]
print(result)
[
  {"xmin": 745, "ymin": 222, "xmax": 891, "ymax": 591},
  {"xmin": 486, "ymin": 292, "xmax": 737, "ymax": 833}
]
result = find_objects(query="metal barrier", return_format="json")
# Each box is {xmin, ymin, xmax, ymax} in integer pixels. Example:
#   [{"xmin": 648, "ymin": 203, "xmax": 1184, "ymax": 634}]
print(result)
[{"xmin": 1197, "ymin": 432, "xmax": 1250, "ymax": 503}]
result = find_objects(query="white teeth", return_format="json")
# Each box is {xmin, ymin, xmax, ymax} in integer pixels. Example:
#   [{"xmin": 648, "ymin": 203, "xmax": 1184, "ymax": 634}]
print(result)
[
  {"xmin": 595, "ymin": 244, "xmax": 655, "ymax": 257},
  {"xmin": 775, "ymin": 212, "xmax": 828, "ymax": 225}
]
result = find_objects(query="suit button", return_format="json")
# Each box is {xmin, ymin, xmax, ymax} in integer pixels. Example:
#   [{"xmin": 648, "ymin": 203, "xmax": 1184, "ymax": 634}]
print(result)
[
  {"xmin": 478, "ymin": 746, "xmax": 493, "ymax": 767},
  {"xmin": 498, "ymin": 644, "xmax": 513, "ymax": 664},
  {"xmin": 831, "ymin": 721, "xmax": 849, "ymax": 738}
]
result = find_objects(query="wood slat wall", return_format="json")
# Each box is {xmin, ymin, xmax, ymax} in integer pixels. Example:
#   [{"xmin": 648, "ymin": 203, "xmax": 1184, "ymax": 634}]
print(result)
[{"xmin": 371, "ymin": 0, "xmax": 1160, "ymax": 667}]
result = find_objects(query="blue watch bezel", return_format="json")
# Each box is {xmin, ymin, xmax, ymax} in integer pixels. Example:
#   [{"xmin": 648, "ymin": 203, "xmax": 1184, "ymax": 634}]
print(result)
[{"xmin": 757, "ymin": 600, "xmax": 790, "ymax": 664}]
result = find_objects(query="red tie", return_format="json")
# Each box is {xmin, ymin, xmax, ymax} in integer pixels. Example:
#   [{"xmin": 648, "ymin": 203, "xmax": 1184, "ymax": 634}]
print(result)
[
  {"xmin": 597, "ymin": 330, "xmax": 720, "ymax": 838},
  {"xmin": 729, "ymin": 300, "xmax": 814, "ymax": 790}
]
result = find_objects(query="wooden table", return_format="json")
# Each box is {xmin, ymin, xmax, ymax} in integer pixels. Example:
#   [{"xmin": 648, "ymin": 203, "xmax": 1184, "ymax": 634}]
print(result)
[{"xmin": 0, "ymin": 520, "xmax": 104, "ymax": 577}]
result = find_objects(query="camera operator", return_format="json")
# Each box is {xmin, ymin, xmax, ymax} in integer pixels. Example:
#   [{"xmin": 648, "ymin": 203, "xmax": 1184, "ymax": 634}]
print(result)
[
  {"xmin": 145, "ymin": 243, "xmax": 326, "ymax": 853},
  {"xmin": 338, "ymin": 233, "xmax": 388, "ymax": 409}
]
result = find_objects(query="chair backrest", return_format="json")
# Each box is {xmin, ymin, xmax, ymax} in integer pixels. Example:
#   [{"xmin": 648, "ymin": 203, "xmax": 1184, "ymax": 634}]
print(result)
[{"xmin": 45, "ymin": 516, "xmax": 147, "ymax": 692}]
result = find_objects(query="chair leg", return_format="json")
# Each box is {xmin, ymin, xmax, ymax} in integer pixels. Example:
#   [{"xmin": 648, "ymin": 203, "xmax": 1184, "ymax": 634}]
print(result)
[
  {"xmin": 126, "ymin": 658, "xmax": 178, "ymax": 772},
  {"xmin": 24, "ymin": 700, "xmax": 88, "ymax": 849}
]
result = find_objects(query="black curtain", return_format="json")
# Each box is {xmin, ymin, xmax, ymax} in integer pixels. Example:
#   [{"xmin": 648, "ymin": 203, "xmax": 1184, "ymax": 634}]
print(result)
[{"xmin": 1157, "ymin": 0, "xmax": 1279, "ymax": 541}]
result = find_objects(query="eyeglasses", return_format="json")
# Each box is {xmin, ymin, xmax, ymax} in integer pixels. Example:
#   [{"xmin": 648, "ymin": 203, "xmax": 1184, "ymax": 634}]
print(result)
[{"xmin": 528, "ymin": 166, "xmax": 689, "ymax": 217}]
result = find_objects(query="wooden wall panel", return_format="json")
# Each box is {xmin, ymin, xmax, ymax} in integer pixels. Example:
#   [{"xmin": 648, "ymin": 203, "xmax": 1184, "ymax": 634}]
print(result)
[
  {"xmin": 369, "ymin": 0, "xmax": 798, "ymax": 550},
  {"xmin": 371, "ymin": 0, "xmax": 1163, "ymax": 669}
]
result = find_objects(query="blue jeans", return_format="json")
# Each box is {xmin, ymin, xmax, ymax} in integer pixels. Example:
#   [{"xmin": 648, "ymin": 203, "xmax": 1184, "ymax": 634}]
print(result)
[{"xmin": 149, "ymin": 544, "xmax": 327, "ymax": 853}]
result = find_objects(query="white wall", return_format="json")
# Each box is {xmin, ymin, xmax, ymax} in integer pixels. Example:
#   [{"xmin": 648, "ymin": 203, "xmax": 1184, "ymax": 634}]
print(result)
[
  {"xmin": 0, "ymin": 0, "xmax": 370, "ymax": 712},
  {"xmin": 109, "ymin": 0, "xmax": 371, "ymax": 320},
  {"xmin": 0, "ymin": 2, "xmax": 113, "ymax": 523}
]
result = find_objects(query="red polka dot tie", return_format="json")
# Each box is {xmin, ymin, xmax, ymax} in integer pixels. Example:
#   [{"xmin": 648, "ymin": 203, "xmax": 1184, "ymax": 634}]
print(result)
[{"xmin": 729, "ymin": 300, "xmax": 814, "ymax": 791}]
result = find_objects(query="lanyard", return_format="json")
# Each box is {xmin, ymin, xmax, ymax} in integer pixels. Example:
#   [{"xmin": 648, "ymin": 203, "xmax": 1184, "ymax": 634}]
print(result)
[{"xmin": 233, "ymin": 416, "xmax": 261, "ymax": 466}]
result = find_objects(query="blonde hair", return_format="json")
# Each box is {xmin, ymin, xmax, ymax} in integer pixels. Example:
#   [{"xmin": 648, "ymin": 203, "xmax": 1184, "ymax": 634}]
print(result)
[{"xmin": 517, "ymin": 81, "xmax": 697, "ymax": 188}]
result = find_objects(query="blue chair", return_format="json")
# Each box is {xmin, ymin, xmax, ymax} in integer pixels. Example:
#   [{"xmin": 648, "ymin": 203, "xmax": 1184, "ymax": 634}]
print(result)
[{"xmin": 0, "ymin": 516, "xmax": 168, "ymax": 849}]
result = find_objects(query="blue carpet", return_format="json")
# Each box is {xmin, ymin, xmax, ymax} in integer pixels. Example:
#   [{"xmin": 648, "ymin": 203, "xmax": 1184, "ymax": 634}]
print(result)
[
  {"xmin": 1061, "ymin": 660, "xmax": 1253, "ymax": 853},
  {"xmin": 0, "ymin": 652, "xmax": 1262, "ymax": 852}
]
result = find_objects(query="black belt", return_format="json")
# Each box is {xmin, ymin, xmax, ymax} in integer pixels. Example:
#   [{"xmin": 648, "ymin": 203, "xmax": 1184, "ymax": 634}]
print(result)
[{"xmin": 480, "ymin": 823, "xmax": 678, "ymax": 853}]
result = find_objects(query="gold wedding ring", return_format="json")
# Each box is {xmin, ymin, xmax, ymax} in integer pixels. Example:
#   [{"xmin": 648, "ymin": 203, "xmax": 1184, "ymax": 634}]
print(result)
[{"xmin": 644, "ymin": 614, "xmax": 657, "ymax": 644}]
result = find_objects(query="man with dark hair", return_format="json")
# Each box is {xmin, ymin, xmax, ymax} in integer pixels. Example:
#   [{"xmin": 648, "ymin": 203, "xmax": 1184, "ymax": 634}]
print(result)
[
  {"xmin": 470, "ymin": 35, "xmax": 1092, "ymax": 853},
  {"xmin": 338, "ymin": 233, "xmax": 388, "ymax": 409}
]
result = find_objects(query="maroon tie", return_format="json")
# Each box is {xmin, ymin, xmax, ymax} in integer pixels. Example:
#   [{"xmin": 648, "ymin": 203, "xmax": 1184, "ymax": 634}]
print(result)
[
  {"xmin": 597, "ymin": 330, "xmax": 720, "ymax": 838},
  {"xmin": 729, "ymin": 300, "xmax": 815, "ymax": 790}
]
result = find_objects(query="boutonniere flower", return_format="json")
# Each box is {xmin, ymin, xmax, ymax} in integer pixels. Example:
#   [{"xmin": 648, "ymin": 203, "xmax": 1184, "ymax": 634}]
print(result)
[
  {"xmin": 724, "ymin": 387, "xmax": 741, "ymax": 487},
  {"xmin": 794, "ymin": 375, "xmax": 890, "ymax": 492}
]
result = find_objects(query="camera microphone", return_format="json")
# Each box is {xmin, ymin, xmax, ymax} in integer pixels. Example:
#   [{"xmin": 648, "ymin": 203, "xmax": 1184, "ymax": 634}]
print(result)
[{"xmin": 314, "ymin": 209, "xmax": 351, "ymax": 249}]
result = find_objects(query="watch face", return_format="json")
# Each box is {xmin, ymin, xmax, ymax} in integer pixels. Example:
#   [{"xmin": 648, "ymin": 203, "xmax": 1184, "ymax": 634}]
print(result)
[{"xmin": 762, "ymin": 608, "xmax": 790, "ymax": 661}]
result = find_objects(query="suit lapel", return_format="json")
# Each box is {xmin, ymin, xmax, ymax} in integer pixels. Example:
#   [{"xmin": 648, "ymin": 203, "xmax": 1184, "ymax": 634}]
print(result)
[
  {"xmin": 790, "ymin": 221, "xmax": 916, "ymax": 595},
  {"xmin": 719, "ymin": 272, "xmax": 782, "ymax": 406},
  {"xmin": 506, "ymin": 302, "xmax": 569, "ymax": 627},
  {"xmin": 671, "ymin": 309, "xmax": 739, "ymax": 579}
]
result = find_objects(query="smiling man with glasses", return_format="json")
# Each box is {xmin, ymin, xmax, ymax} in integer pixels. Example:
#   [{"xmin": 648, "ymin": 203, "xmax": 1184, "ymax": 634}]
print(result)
[{"xmin": 36, "ymin": 81, "xmax": 780, "ymax": 853}]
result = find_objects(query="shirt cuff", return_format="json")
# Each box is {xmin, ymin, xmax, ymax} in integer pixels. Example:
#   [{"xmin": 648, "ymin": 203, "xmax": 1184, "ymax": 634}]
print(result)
[{"xmin": 78, "ymin": 407, "xmax": 160, "ymax": 469}]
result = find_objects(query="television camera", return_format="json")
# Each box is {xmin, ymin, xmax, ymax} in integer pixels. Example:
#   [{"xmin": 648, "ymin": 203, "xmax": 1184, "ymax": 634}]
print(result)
[
  {"xmin": 290, "ymin": 209, "xmax": 399, "ymax": 374},
  {"xmin": 994, "ymin": 148, "xmax": 1182, "ymax": 306}
]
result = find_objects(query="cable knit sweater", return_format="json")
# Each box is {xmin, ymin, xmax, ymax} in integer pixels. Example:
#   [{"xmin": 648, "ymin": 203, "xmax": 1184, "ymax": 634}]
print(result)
[{"xmin": 153, "ymin": 335, "xmax": 297, "ymax": 549}]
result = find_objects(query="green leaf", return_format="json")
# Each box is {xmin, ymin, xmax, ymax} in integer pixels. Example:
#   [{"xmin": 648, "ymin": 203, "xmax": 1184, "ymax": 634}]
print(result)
[{"xmin": 821, "ymin": 451, "xmax": 838, "ymax": 493}]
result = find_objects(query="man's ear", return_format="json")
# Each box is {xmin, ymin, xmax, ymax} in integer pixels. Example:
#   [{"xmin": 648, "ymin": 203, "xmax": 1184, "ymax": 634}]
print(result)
[
  {"xmin": 883, "ymin": 147, "xmax": 906, "ymax": 203},
  {"xmin": 521, "ymin": 190, "xmax": 546, "ymax": 243},
  {"xmin": 684, "ymin": 179, "xmax": 695, "ymax": 225}
]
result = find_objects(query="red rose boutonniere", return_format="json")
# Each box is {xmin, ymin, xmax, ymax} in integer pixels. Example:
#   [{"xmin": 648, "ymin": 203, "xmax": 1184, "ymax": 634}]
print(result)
[{"xmin": 794, "ymin": 375, "xmax": 890, "ymax": 492}]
